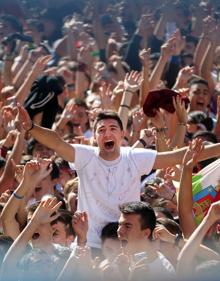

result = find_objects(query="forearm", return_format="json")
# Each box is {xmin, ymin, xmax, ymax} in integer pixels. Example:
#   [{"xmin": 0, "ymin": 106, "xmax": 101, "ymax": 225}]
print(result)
[
  {"xmin": 155, "ymin": 129, "xmax": 169, "ymax": 152},
  {"xmin": 140, "ymin": 65, "xmax": 149, "ymax": 106},
  {"xmin": 15, "ymin": 68, "xmax": 40, "ymax": 105},
  {"xmin": 13, "ymin": 60, "xmax": 33, "ymax": 89},
  {"xmin": 153, "ymin": 15, "xmax": 166, "ymax": 41},
  {"xmin": 177, "ymin": 215, "xmax": 213, "ymax": 277},
  {"xmin": 149, "ymin": 56, "xmax": 167, "ymax": 90},
  {"xmin": 3, "ymin": 60, "xmax": 13, "ymax": 86},
  {"xmin": 75, "ymin": 70, "xmax": 88, "ymax": 99},
  {"xmin": 118, "ymin": 90, "xmax": 133, "ymax": 131},
  {"xmin": 1, "ymin": 178, "xmax": 32, "ymax": 239},
  {"xmin": 178, "ymin": 165, "xmax": 197, "ymax": 238},
  {"xmin": 200, "ymin": 41, "xmax": 215, "ymax": 91},
  {"xmin": 193, "ymin": 35, "xmax": 209, "ymax": 75},
  {"xmin": 0, "ymin": 132, "xmax": 25, "ymax": 193},
  {"xmin": 155, "ymin": 142, "xmax": 220, "ymax": 169},
  {"xmin": 170, "ymin": 123, "xmax": 186, "ymax": 149},
  {"xmin": 1, "ymin": 219, "xmax": 38, "ymax": 276}
]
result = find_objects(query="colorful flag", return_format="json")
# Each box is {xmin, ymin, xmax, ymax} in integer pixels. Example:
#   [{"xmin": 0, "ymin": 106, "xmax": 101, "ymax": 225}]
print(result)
[{"xmin": 192, "ymin": 159, "xmax": 220, "ymax": 224}]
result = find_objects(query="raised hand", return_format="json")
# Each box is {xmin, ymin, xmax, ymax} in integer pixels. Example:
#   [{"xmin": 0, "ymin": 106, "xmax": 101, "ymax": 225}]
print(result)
[
  {"xmin": 32, "ymin": 55, "xmax": 52, "ymax": 76},
  {"xmin": 139, "ymin": 48, "xmax": 151, "ymax": 67},
  {"xmin": 175, "ymin": 66, "xmax": 194, "ymax": 89},
  {"xmin": 22, "ymin": 158, "xmax": 53, "ymax": 186},
  {"xmin": 31, "ymin": 197, "xmax": 61, "ymax": 225},
  {"xmin": 182, "ymin": 138, "xmax": 204, "ymax": 167},
  {"xmin": 72, "ymin": 211, "xmax": 88, "ymax": 244},
  {"xmin": 132, "ymin": 109, "xmax": 146, "ymax": 133},
  {"xmin": 99, "ymin": 83, "xmax": 113, "ymax": 110},
  {"xmin": 173, "ymin": 96, "xmax": 188, "ymax": 124},
  {"xmin": 124, "ymin": 71, "xmax": 143, "ymax": 93},
  {"xmin": 3, "ymin": 130, "xmax": 18, "ymax": 148},
  {"xmin": 207, "ymin": 201, "xmax": 220, "ymax": 224},
  {"xmin": 153, "ymin": 224, "xmax": 175, "ymax": 244},
  {"xmin": 17, "ymin": 103, "xmax": 33, "ymax": 131}
]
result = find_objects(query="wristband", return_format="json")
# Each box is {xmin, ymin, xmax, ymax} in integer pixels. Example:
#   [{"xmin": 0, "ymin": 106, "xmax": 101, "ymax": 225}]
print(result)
[
  {"xmin": 155, "ymin": 127, "xmax": 167, "ymax": 133},
  {"xmin": 120, "ymin": 104, "xmax": 130, "ymax": 109},
  {"xmin": 174, "ymin": 233, "xmax": 183, "ymax": 247},
  {"xmin": 13, "ymin": 191, "xmax": 24, "ymax": 200},
  {"xmin": 178, "ymin": 123, "xmax": 186, "ymax": 126},
  {"xmin": 125, "ymin": 89, "xmax": 135, "ymax": 94},
  {"xmin": 27, "ymin": 121, "xmax": 35, "ymax": 132},
  {"xmin": 77, "ymin": 239, "xmax": 87, "ymax": 246},
  {"xmin": 139, "ymin": 138, "xmax": 147, "ymax": 148}
]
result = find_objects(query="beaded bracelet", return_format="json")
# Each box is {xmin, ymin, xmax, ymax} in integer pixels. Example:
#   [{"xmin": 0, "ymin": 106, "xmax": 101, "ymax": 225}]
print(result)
[{"xmin": 155, "ymin": 127, "xmax": 168, "ymax": 133}]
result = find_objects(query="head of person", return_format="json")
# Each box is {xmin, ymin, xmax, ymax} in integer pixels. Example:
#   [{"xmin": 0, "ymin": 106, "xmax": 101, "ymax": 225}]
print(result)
[
  {"xmin": 117, "ymin": 201, "xmax": 156, "ymax": 251},
  {"xmin": 66, "ymin": 98, "xmax": 90, "ymax": 134},
  {"xmin": 101, "ymin": 222, "xmax": 121, "ymax": 261},
  {"xmin": 28, "ymin": 139, "xmax": 54, "ymax": 159},
  {"xmin": 188, "ymin": 79, "xmax": 211, "ymax": 112},
  {"xmin": 154, "ymin": 218, "xmax": 182, "ymax": 266},
  {"xmin": 187, "ymin": 111, "xmax": 214, "ymax": 135},
  {"xmin": 33, "ymin": 162, "xmax": 60, "ymax": 201},
  {"xmin": 55, "ymin": 158, "xmax": 76, "ymax": 187},
  {"xmin": 93, "ymin": 111, "xmax": 124, "ymax": 160},
  {"xmin": 51, "ymin": 209, "xmax": 75, "ymax": 247},
  {"xmin": 0, "ymin": 14, "xmax": 22, "ymax": 40}
]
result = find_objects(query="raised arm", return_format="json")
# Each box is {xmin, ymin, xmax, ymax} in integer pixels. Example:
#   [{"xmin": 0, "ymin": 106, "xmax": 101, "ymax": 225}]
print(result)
[
  {"xmin": 1, "ymin": 197, "xmax": 61, "ymax": 280},
  {"xmin": 153, "ymin": 140, "xmax": 220, "ymax": 170},
  {"xmin": 177, "ymin": 201, "xmax": 220, "ymax": 278},
  {"xmin": 18, "ymin": 105, "xmax": 75, "ymax": 162},
  {"xmin": 178, "ymin": 140, "xmax": 204, "ymax": 238},
  {"xmin": 118, "ymin": 71, "xmax": 143, "ymax": 131}
]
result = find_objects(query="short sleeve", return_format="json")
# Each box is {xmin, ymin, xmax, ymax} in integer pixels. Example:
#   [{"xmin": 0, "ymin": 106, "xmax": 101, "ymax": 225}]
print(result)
[
  {"xmin": 68, "ymin": 144, "xmax": 97, "ymax": 171},
  {"xmin": 129, "ymin": 148, "xmax": 157, "ymax": 176}
]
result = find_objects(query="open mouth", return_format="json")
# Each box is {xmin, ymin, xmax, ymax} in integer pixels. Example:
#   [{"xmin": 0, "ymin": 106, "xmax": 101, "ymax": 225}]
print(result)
[
  {"xmin": 104, "ymin": 140, "xmax": 115, "ymax": 150},
  {"xmin": 32, "ymin": 233, "xmax": 40, "ymax": 240},
  {"xmin": 35, "ymin": 187, "xmax": 42, "ymax": 193},
  {"xmin": 196, "ymin": 102, "xmax": 204, "ymax": 107}
]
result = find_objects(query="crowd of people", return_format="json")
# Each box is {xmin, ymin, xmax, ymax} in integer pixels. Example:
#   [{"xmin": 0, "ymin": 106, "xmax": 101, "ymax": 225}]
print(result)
[{"xmin": 0, "ymin": 0, "xmax": 220, "ymax": 280}]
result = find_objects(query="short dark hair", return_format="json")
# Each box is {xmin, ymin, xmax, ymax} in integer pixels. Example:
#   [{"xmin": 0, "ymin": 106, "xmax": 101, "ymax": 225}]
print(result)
[
  {"xmin": 93, "ymin": 111, "xmax": 123, "ymax": 132},
  {"xmin": 119, "ymin": 201, "xmax": 156, "ymax": 238},
  {"xmin": 192, "ymin": 131, "xmax": 218, "ymax": 143},
  {"xmin": 52, "ymin": 209, "xmax": 75, "ymax": 237},
  {"xmin": 189, "ymin": 78, "xmax": 209, "ymax": 88},
  {"xmin": 0, "ymin": 14, "xmax": 23, "ymax": 33},
  {"xmin": 101, "ymin": 222, "xmax": 119, "ymax": 243},
  {"xmin": 154, "ymin": 207, "xmax": 174, "ymax": 220}
]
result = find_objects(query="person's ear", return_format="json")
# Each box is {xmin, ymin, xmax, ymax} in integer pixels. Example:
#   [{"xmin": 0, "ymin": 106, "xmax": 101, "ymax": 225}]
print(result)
[{"xmin": 144, "ymin": 228, "xmax": 151, "ymax": 239}]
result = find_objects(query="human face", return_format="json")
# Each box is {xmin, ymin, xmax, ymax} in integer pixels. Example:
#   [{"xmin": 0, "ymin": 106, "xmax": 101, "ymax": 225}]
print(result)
[
  {"xmin": 33, "ymin": 175, "xmax": 55, "ymax": 201},
  {"xmin": 28, "ymin": 212, "xmax": 53, "ymax": 249},
  {"xmin": 94, "ymin": 119, "xmax": 124, "ymax": 160},
  {"xmin": 117, "ymin": 213, "xmax": 150, "ymax": 246},
  {"xmin": 189, "ymin": 83, "xmax": 210, "ymax": 112},
  {"xmin": 52, "ymin": 221, "xmax": 74, "ymax": 247},
  {"xmin": 71, "ymin": 105, "xmax": 89, "ymax": 133}
]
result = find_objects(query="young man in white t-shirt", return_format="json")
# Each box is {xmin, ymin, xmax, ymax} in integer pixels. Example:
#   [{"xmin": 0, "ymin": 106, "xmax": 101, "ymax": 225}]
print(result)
[{"xmin": 18, "ymin": 107, "xmax": 220, "ymax": 248}]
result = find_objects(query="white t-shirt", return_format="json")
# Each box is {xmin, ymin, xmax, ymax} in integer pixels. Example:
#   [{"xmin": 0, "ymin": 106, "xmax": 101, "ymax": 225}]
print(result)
[
  {"xmin": 132, "ymin": 251, "xmax": 175, "ymax": 280},
  {"xmin": 69, "ymin": 145, "xmax": 157, "ymax": 248}
]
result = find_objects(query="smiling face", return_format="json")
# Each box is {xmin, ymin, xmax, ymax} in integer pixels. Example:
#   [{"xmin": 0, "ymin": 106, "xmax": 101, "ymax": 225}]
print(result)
[
  {"xmin": 94, "ymin": 118, "xmax": 124, "ymax": 161},
  {"xmin": 189, "ymin": 83, "xmax": 210, "ymax": 112}
]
